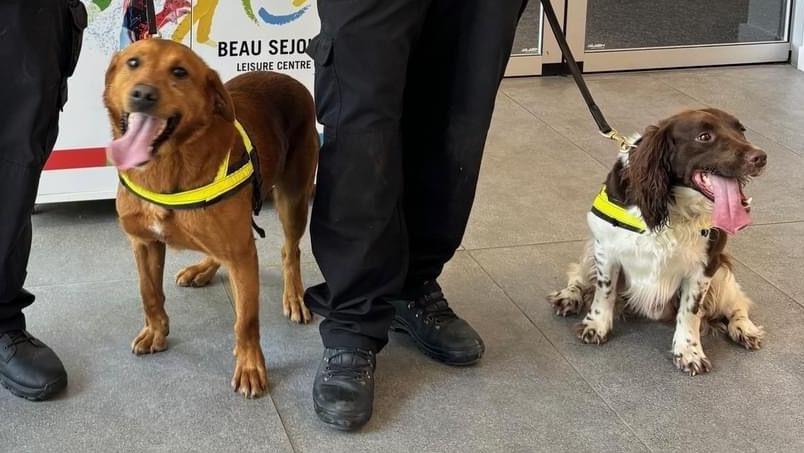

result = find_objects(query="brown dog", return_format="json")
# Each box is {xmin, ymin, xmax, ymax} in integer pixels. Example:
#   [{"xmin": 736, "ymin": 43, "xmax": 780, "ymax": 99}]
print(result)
[{"xmin": 103, "ymin": 39, "xmax": 318, "ymax": 397}]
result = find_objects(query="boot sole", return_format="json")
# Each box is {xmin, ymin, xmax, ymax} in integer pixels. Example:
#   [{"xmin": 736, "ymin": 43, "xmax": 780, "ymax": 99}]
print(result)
[
  {"xmin": 313, "ymin": 400, "xmax": 371, "ymax": 431},
  {"xmin": 0, "ymin": 374, "xmax": 67, "ymax": 401},
  {"xmin": 390, "ymin": 319, "xmax": 484, "ymax": 366}
]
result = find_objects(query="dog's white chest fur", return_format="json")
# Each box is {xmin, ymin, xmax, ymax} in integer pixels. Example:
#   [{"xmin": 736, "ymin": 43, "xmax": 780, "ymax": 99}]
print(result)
[
  {"xmin": 588, "ymin": 187, "xmax": 712, "ymax": 319},
  {"xmin": 149, "ymin": 221, "xmax": 164, "ymax": 239}
]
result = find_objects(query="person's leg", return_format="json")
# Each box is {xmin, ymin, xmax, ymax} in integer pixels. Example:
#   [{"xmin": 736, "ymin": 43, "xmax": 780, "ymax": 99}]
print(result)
[
  {"xmin": 305, "ymin": 0, "xmax": 430, "ymax": 354},
  {"xmin": 404, "ymin": 0, "xmax": 527, "ymax": 287},
  {"xmin": 389, "ymin": 0, "xmax": 527, "ymax": 364},
  {"xmin": 304, "ymin": 0, "xmax": 429, "ymax": 430},
  {"xmin": 0, "ymin": 0, "xmax": 85, "ymax": 400}
]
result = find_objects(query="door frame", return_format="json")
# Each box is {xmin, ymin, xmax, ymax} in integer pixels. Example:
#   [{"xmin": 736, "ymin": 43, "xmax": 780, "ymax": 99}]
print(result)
[
  {"xmin": 505, "ymin": 0, "xmax": 565, "ymax": 76},
  {"xmin": 567, "ymin": 0, "xmax": 793, "ymax": 72}
]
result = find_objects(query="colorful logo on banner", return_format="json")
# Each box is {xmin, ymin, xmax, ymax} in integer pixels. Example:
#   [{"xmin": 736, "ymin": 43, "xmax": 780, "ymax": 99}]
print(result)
[{"xmin": 243, "ymin": 1, "xmax": 311, "ymax": 26}]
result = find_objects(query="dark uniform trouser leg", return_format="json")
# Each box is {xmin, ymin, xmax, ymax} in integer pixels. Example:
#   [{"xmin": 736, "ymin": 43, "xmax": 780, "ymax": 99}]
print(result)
[
  {"xmin": 402, "ymin": 1, "xmax": 527, "ymax": 289},
  {"xmin": 304, "ymin": 0, "xmax": 526, "ymax": 352},
  {"xmin": 0, "ymin": 0, "xmax": 85, "ymax": 332}
]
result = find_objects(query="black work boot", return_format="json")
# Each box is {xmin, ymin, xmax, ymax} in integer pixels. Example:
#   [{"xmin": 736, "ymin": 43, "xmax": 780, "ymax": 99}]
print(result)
[
  {"xmin": 0, "ymin": 330, "xmax": 67, "ymax": 401},
  {"xmin": 389, "ymin": 282, "xmax": 484, "ymax": 366},
  {"xmin": 313, "ymin": 348, "xmax": 375, "ymax": 431}
]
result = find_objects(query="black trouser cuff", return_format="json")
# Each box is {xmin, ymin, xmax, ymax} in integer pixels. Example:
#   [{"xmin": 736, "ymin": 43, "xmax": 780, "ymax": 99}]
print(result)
[
  {"xmin": 320, "ymin": 331, "xmax": 385, "ymax": 354},
  {"xmin": 0, "ymin": 312, "xmax": 26, "ymax": 333}
]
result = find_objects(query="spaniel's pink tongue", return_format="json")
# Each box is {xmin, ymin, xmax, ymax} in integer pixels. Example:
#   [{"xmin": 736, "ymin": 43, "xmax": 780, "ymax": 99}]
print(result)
[
  {"xmin": 106, "ymin": 113, "xmax": 164, "ymax": 170},
  {"xmin": 709, "ymin": 174, "xmax": 751, "ymax": 235}
]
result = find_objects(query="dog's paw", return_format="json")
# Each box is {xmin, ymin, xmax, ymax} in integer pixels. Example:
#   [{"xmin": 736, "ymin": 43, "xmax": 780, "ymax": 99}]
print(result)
[
  {"xmin": 575, "ymin": 317, "xmax": 610, "ymax": 345},
  {"xmin": 548, "ymin": 287, "xmax": 584, "ymax": 317},
  {"xmin": 283, "ymin": 292, "xmax": 312, "ymax": 324},
  {"xmin": 728, "ymin": 318, "xmax": 765, "ymax": 350},
  {"xmin": 131, "ymin": 326, "xmax": 168, "ymax": 355},
  {"xmin": 672, "ymin": 343, "xmax": 711, "ymax": 376},
  {"xmin": 232, "ymin": 346, "xmax": 268, "ymax": 399},
  {"xmin": 175, "ymin": 263, "xmax": 217, "ymax": 288}
]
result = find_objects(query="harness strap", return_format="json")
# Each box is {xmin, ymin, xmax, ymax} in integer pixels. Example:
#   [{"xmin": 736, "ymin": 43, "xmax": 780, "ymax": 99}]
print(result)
[
  {"xmin": 236, "ymin": 120, "xmax": 266, "ymax": 238},
  {"xmin": 119, "ymin": 119, "xmax": 266, "ymax": 238},
  {"xmin": 237, "ymin": 120, "xmax": 264, "ymax": 217},
  {"xmin": 590, "ymin": 185, "xmax": 647, "ymax": 234}
]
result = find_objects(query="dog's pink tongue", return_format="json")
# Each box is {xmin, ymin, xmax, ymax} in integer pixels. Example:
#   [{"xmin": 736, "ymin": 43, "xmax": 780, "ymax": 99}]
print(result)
[
  {"xmin": 106, "ymin": 113, "xmax": 164, "ymax": 170},
  {"xmin": 710, "ymin": 174, "xmax": 751, "ymax": 235}
]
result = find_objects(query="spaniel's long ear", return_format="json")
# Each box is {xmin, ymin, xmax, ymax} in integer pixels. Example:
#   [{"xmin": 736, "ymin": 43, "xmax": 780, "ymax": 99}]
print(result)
[{"xmin": 626, "ymin": 124, "xmax": 674, "ymax": 230}]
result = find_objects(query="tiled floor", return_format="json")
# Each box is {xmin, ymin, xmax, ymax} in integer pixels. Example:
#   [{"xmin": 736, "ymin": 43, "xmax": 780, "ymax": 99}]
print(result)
[{"xmin": 3, "ymin": 64, "xmax": 803, "ymax": 452}]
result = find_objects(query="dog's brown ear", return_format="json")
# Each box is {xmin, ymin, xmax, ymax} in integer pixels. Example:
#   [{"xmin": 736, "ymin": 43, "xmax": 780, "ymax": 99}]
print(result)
[
  {"xmin": 206, "ymin": 69, "xmax": 234, "ymax": 122},
  {"xmin": 627, "ymin": 123, "xmax": 674, "ymax": 230},
  {"xmin": 104, "ymin": 52, "xmax": 120, "ymax": 87},
  {"xmin": 103, "ymin": 52, "xmax": 120, "ymax": 106}
]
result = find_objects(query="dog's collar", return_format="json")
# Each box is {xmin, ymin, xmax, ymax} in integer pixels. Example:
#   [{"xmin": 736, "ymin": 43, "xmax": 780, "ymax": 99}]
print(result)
[
  {"xmin": 119, "ymin": 120, "xmax": 255, "ymax": 210},
  {"xmin": 590, "ymin": 185, "xmax": 648, "ymax": 234}
]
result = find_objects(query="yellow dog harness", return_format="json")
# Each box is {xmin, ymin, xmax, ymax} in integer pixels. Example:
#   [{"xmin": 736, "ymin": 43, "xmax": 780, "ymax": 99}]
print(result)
[
  {"xmin": 590, "ymin": 185, "xmax": 648, "ymax": 234},
  {"xmin": 119, "ymin": 120, "xmax": 266, "ymax": 236}
]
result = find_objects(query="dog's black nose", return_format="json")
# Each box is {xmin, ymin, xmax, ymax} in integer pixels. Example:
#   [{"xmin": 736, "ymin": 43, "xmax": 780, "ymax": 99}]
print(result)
[
  {"xmin": 129, "ymin": 84, "xmax": 159, "ymax": 112},
  {"xmin": 747, "ymin": 148, "xmax": 767, "ymax": 168}
]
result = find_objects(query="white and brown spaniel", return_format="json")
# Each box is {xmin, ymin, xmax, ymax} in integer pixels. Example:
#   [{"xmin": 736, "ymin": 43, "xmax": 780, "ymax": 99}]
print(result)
[{"xmin": 548, "ymin": 108, "xmax": 767, "ymax": 375}]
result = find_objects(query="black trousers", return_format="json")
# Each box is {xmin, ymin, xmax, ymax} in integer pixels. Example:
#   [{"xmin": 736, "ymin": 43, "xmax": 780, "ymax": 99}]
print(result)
[
  {"xmin": 0, "ymin": 0, "xmax": 86, "ymax": 332},
  {"xmin": 304, "ymin": 0, "xmax": 527, "ymax": 352}
]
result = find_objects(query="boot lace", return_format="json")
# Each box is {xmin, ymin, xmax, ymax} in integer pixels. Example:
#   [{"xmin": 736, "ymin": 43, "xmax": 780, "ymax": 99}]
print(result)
[
  {"xmin": 408, "ymin": 290, "xmax": 457, "ymax": 328},
  {"xmin": 323, "ymin": 349, "xmax": 375, "ymax": 382}
]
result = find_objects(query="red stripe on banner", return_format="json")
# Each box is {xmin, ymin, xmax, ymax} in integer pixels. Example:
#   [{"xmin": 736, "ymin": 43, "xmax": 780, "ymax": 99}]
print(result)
[{"xmin": 44, "ymin": 147, "xmax": 108, "ymax": 170}]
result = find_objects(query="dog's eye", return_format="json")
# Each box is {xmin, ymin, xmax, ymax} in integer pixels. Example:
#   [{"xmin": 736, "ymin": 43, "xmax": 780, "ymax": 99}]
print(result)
[
  {"xmin": 696, "ymin": 132, "xmax": 713, "ymax": 143},
  {"xmin": 127, "ymin": 57, "xmax": 139, "ymax": 69},
  {"xmin": 172, "ymin": 67, "xmax": 188, "ymax": 79}
]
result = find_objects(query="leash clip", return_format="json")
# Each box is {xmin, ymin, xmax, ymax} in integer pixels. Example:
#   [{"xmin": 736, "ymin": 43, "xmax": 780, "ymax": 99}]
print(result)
[{"xmin": 601, "ymin": 129, "xmax": 640, "ymax": 154}]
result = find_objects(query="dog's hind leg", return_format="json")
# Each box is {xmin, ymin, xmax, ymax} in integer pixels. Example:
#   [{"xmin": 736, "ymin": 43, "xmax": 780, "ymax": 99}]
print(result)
[
  {"xmin": 175, "ymin": 255, "xmax": 220, "ymax": 287},
  {"xmin": 274, "ymin": 187, "xmax": 313, "ymax": 324},
  {"xmin": 705, "ymin": 265, "xmax": 764, "ymax": 350},
  {"xmin": 131, "ymin": 239, "xmax": 170, "ymax": 355},
  {"xmin": 272, "ymin": 127, "xmax": 317, "ymax": 324},
  {"xmin": 547, "ymin": 240, "xmax": 596, "ymax": 317}
]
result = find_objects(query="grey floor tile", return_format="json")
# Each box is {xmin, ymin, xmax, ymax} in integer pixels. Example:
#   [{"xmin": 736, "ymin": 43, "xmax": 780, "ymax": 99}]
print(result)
[
  {"xmin": 251, "ymin": 254, "xmax": 647, "ymax": 453},
  {"xmin": 729, "ymin": 222, "xmax": 804, "ymax": 305},
  {"xmin": 501, "ymin": 73, "xmax": 705, "ymax": 167},
  {"xmin": 464, "ymin": 94, "xmax": 609, "ymax": 249},
  {"xmin": 471, "ymin": 243, "xmax": 804, "ymax": 452},
  {"xmin": 0, "ymin": 280, "xmax": 293, "ymax": 453},
  {"xmin": 28, "ymin": 199, "xmax": 314, "ymax": 288}
]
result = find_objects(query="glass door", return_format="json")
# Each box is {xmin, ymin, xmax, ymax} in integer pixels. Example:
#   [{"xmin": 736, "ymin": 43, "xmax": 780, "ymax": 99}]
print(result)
[
  {"xmin": 566, "ymin": 0, "xmax": 792, "ymax": 72},
  {"xmin": 506, "ymin": 0, "xmax": 564, "ymax": 76}
]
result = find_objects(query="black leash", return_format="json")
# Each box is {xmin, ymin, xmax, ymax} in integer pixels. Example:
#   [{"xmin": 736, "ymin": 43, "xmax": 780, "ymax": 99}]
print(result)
[{"xmin": 538, "ymin": 0, "xmax": 636, "ymax": 151}]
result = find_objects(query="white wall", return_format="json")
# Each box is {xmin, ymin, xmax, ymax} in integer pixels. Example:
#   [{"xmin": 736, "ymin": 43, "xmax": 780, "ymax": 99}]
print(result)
[{"xmin": 792, "ymin": 0, "xmax": 804, "ymax": 69}]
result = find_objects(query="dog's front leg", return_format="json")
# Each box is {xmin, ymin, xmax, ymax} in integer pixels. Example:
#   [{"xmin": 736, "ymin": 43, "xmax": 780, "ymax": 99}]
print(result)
[
  {"xmin": 577, "ymin": 241, "xmax": 619, "ymax": 344},
  {"xmin": 130, "ymin": 239, "xmax": 169, "ymax": 354},
  {"xmin": 673, "ymin": 268, "xmax": 712, "ymax": 376},
  {"xmin": 227, "ymin": 244, "xmax": 268, "ymax": 398}
]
